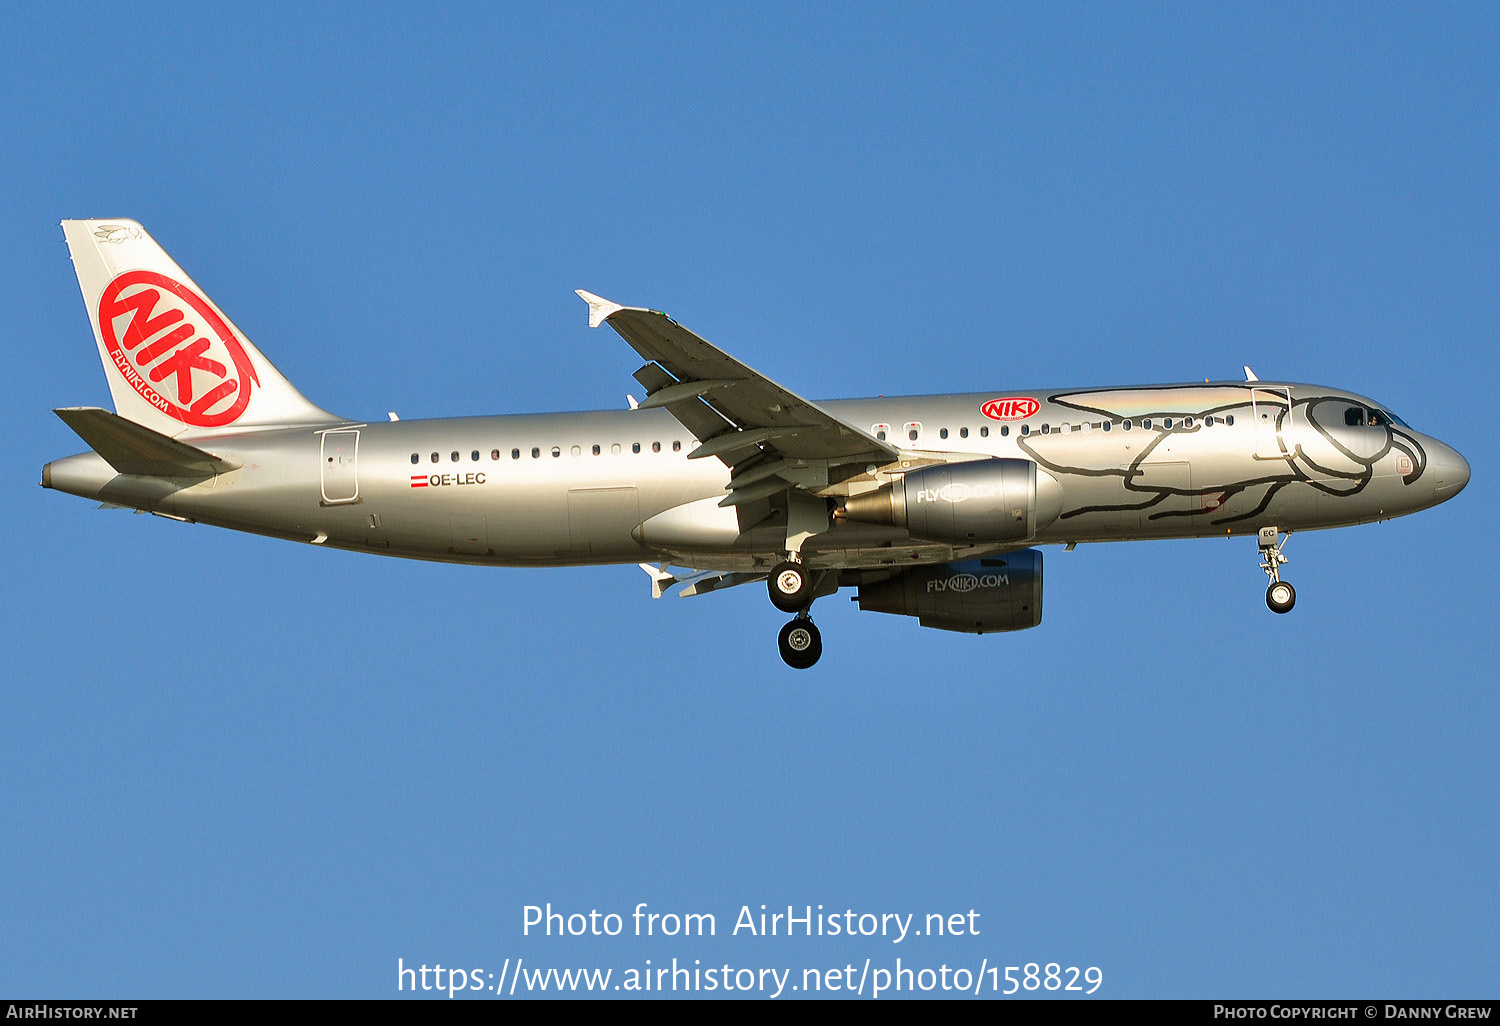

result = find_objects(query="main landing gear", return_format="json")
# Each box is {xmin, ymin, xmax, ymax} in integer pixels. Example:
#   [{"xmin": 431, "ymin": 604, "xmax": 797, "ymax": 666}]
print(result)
[
  {"xmin": 1258, "ymin": 526, "xmax": 1296, "ymax": 614},
  {"xmin": 777, "ymin": 614, "xmax": 822, "ymax": 670},
  {"xmin": 769, "ymin": 559, "xmax": 822, "ymax": 669},
  {"xmin": 769, "ymin": 560, "xmax": 814, "ymax": 612}
]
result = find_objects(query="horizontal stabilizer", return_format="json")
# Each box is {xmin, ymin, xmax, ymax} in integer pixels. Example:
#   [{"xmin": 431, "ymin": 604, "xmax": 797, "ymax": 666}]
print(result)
[{"xmin": 54, "ymin": 407, "xmax": 240, "ymax": 477}]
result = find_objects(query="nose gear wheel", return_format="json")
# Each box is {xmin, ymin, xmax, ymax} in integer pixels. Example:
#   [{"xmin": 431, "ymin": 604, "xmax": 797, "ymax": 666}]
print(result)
[{"xmin": 1258, "ymin": 527, "xmax": 1296, "ymax": 614}]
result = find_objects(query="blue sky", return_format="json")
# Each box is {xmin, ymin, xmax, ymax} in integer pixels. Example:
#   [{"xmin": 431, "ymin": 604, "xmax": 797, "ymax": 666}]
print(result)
[{"xmin": 2, "ymin": 2, "xmax": 1494, "ymax": 999}]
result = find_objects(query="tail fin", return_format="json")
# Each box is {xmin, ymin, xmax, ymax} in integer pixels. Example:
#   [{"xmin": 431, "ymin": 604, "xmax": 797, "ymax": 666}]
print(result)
[{"xmin": 61, "ymin": 219, "xmax": 340, "ymax": 436}]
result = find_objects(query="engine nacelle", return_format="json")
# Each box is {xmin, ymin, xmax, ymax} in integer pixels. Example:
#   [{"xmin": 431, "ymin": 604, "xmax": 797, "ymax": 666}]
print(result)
[
  {"xmin": 855, "ymin": 551, "xmax": 1043, "ymax": 634},
  {"xmin": 841, "ymin": 459, "xmax": 1062, "ymax": 545}
]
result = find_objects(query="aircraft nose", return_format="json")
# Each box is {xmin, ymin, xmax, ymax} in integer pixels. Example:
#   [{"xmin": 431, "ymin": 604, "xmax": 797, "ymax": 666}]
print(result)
[{"xmin": 1429, "ymin": 441, "xmax": 1470, "ymax": 502}]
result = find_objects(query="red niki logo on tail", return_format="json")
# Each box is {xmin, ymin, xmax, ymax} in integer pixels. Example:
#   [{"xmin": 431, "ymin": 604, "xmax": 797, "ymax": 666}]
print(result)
[{"xmin": 97, "ymin": 270, "xmax": 259, "ymax": 427}]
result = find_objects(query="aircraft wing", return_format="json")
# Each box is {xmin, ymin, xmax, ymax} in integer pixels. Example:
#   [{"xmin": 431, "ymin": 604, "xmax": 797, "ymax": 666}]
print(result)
[{"xmin": 577, "ymin": 291, "xmax": 898, "ymax": 504}]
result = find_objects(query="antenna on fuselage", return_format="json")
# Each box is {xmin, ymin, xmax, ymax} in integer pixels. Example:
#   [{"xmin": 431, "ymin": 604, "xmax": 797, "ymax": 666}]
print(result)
[{"xmin": 1243, "ymin": 366, "xmax": 1259, "ymax": 382}]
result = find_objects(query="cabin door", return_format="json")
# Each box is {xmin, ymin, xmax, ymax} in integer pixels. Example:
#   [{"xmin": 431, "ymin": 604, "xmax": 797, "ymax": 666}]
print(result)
[
  {"xmin": 320, "ymin": 429, "xmax": 360, "ymax": 504},
  {"xmin": 1249, "ymin": 388, "xmax": 1292, "ymax": 462}
]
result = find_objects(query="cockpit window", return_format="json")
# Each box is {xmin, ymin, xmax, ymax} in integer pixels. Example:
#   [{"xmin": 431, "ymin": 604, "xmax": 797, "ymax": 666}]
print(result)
[{"xmin": 1346, "ymin": 404, "xmax": 1409, "ymax": 429}]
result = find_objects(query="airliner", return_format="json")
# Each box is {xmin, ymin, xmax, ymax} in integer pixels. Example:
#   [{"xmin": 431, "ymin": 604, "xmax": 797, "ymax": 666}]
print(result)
[{"xmin": 42, "ymin": 219, "xmax": 1470, "ymax": 667}]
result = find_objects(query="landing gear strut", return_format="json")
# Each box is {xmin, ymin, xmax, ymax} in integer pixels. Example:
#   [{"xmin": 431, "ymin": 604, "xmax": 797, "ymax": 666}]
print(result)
[
  {"xmin": 1258, "ymin": 526, "xmax": 1296, "ymax": 614},
  {"xmin": 778, "ymin": 613, "xmax": 822, "ymax": 669}
]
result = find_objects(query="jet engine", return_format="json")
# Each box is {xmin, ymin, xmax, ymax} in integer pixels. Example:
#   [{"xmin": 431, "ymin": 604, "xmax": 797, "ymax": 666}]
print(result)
[
  {"xmin": 841, "ymin": 459, "xmax": 1062, "ymax": 545},
  {"xmin": 855, "ymin": 550, "xmax": 1043, "ymax": 634}
]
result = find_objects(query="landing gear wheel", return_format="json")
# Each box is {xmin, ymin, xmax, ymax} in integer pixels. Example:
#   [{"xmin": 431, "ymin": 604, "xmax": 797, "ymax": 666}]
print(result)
[
  {"xmin": 778, "ymin": 617, "xmax": 822, "ymax": 669},
  {"xmin": 769, "ymin": 560, "xmax": 813, "ymax": 612},
  {"xmin": 1258, "ymin": 527, "xmax": 1295, "ymax": 615}
]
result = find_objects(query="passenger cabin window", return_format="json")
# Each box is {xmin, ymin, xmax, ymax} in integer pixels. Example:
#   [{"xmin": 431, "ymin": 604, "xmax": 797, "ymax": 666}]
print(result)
[
  {"xmin": 551, "ymin": 446, "xmax": 561, "ymax": 458},
  {"xmin": 959, "ymin": 427, "xmax": 969, "ymax": 438},
  {"xmin": 652, "ymin": 441, "xmax": 661, "ymax": 452},
  {"xmin": 673, "ymin": 441, "xmax": 682, "ymax": 452},
  {"xmin": 531, "ymin": 447, "xmax": 540, "ymax": 459},
  {"xmin": 471, "ymin": 450, "xmax": 480, "ymax": 461},
  {"xmin": 593, "ymin": 444, "xmax": 601, "ymax": 455},
  {"xmin": 512, "ymin": 449, "xmax": 520, "ymax": 460},
  {"xmin": 451, "ymin": 451, "xmax": 460, "ymax": 462},
  {"xmin": 491, "ymin": 449, "xmax": 500, "ymax": 460},
  {"xmin": 410, "ymin": 453, "xmax": 419, "ymax": 464},
  {"xmin": 940, "ymin": 428, "xmax": 949, "ymax": 439},
  {"xmin": 632, "ymin": 443, "xmax": 641, "ymax": 453}
]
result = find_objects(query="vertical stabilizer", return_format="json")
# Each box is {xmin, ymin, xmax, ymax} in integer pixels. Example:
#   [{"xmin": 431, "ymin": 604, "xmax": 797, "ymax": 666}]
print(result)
[{"xmin": 61, "ymin": 219, "xmax": 340, "ymax": 436}]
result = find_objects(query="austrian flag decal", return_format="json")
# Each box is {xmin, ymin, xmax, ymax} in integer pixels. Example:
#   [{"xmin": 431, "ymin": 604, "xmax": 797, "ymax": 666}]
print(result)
[
  {"xmin": 97, "ymin": 270, "xmax": 259, "ymax": 427},
  {"xmin": 981, "ymin": 396, "xmax": 1040, "ymax": 421}
]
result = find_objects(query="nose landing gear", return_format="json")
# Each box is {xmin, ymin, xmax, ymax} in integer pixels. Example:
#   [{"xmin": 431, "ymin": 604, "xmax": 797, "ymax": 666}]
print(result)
[{"xmin": 1258, "ymin": 526, "xmax": 1296, "ymax": 614}]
